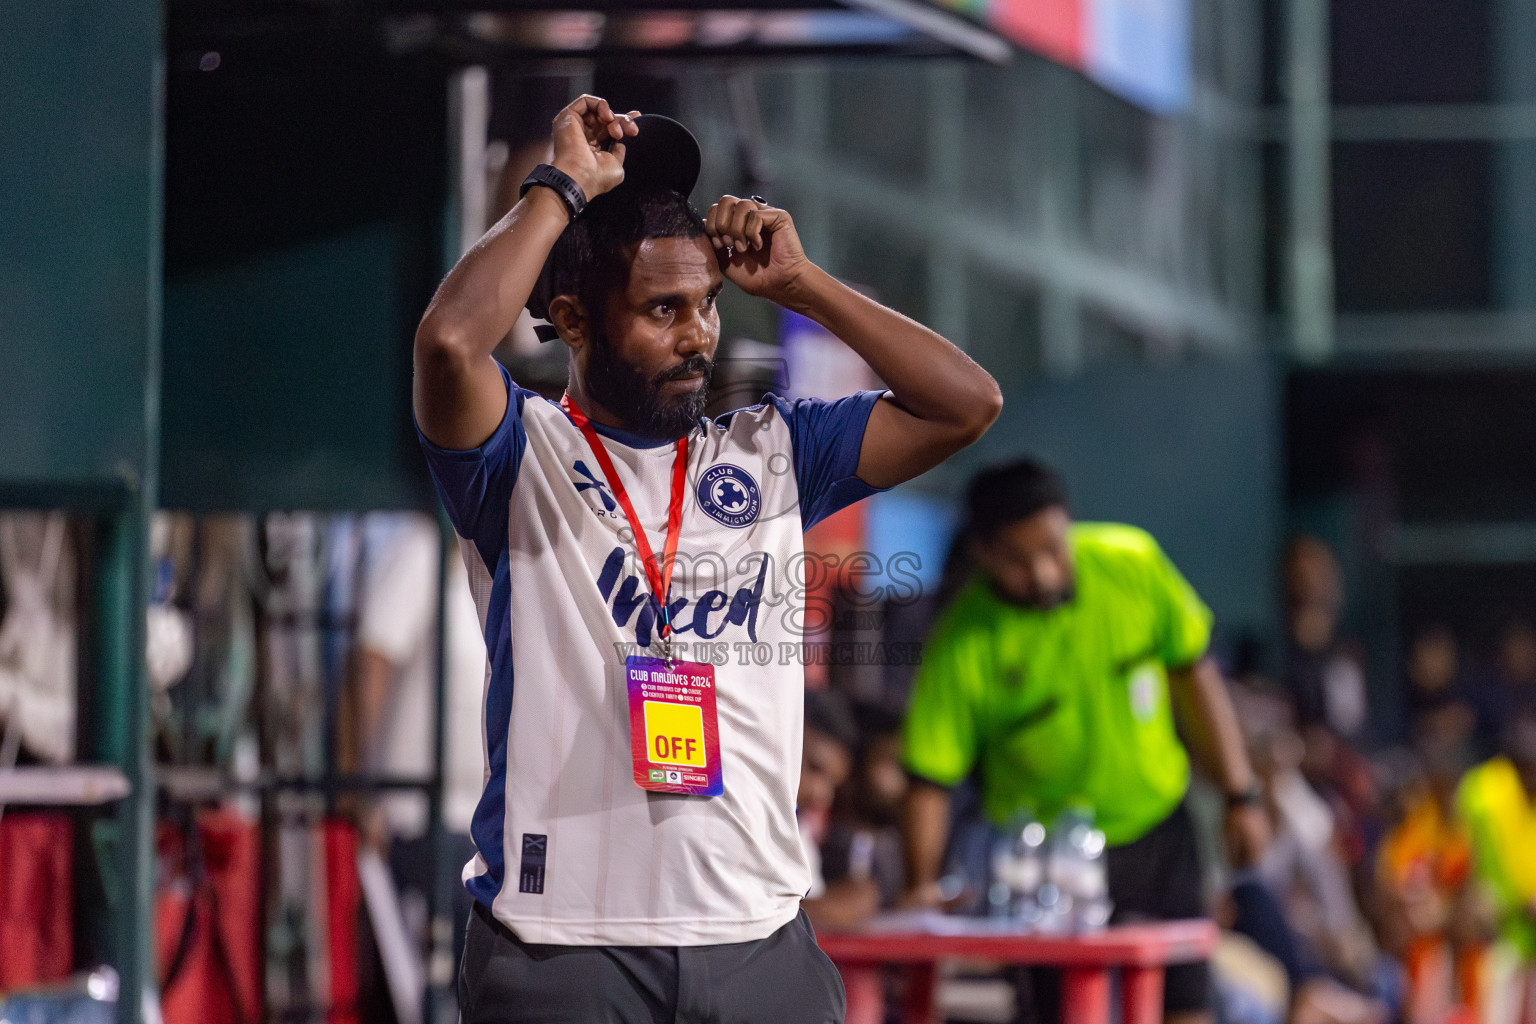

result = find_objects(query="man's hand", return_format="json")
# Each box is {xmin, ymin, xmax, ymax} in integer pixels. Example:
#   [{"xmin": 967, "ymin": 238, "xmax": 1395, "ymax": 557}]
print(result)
[
  {"xmin": 896, "ymin": 881, "xmax": 946, "ymax": 911},
  {"xmin": 704, "ymin": 195, "xmax": 811, "ymax": 304},
  {"xmin": 1224, "ymin": 801, "xmax": 1271, "ymax": 869},
  {"xmin": 550, "ymin": 95, "xmax": 640, "ymax": 201},
  {"xmin": 706, "ymin": 197, "xmax": 999, "ymax": 488}
]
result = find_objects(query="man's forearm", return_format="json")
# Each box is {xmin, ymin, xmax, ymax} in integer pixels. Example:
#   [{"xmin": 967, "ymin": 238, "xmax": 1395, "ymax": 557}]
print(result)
[
  {"xmin": 782, "ymin": 265, "xmax": 1000, "ymax": 437},
  {"xmin": 343, "ymin": 648, "xmax": 394, "ymax": 774},
  {"xmin": 1171, "ymin": 657, "xmax": 1256, "ymax": 794},
  {"xmin": 902, "ymin": 780, "xmax": 952, "ymax": 893}
]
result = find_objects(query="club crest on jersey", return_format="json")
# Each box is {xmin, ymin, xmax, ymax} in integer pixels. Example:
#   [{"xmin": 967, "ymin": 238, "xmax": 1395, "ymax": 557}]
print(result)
[{"xmin": 696, "ymin": 464, "xmax": 761, "ymax": 528}]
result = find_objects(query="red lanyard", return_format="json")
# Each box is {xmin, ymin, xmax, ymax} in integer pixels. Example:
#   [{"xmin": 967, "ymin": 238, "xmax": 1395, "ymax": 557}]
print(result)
[{"xmin": 561, "ymin": 395, "xmax": 689, "ymax": 639}]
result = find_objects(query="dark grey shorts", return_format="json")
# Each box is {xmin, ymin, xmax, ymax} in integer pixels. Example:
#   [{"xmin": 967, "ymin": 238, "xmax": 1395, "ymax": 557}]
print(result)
[{"xmin": 460, "ymin": 902, "xmax": 846, "ymax": 1024}]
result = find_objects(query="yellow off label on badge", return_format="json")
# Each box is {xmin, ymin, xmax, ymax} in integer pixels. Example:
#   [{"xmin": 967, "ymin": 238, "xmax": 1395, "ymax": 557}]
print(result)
[{"xmin": 643, "ymin": 701, "xmax": 707, "ymax": 767}]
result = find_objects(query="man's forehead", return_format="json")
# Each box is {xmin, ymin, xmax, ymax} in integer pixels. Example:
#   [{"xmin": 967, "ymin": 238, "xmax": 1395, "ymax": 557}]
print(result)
[{"xmin": 625, "ymin": 235, "xmax": 720, "ymax": 292}]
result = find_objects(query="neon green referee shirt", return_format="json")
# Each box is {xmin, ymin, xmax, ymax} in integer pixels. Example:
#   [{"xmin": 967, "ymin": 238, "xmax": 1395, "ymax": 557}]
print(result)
[{"xmin": 902, "ymin": 522, "xmax": 1213, "ymax": 847}]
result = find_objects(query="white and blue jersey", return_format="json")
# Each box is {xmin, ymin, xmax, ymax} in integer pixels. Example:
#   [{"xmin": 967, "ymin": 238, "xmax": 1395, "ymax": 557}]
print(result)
[{"xmin": 419, "ymin": 365, "xmax": 883, "ymax": 945}]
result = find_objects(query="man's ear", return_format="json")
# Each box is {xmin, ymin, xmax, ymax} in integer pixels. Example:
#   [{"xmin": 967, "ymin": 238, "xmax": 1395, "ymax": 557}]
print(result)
[{"xmin": 547, "ymin": 294, "xmax": 589, "ymax": 352}]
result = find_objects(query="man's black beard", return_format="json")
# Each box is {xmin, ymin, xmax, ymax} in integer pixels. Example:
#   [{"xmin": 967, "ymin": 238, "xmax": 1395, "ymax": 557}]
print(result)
[
  {"xmin": 990, "ymin": 579, "xmax": 1076, "ymax": 611},
  {"xmin": 583, "ymin": 326, "xmax": 714, "ymax": 441}
]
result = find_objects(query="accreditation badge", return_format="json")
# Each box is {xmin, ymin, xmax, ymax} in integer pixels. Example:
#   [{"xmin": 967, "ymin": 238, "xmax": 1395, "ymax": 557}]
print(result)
[{"xmin": 625, "ymin": 656, "xmax": 724, "ymax": 797}]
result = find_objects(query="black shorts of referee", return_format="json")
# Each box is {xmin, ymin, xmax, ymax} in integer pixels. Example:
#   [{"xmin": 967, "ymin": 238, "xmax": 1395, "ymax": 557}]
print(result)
[
  {"xmin": 460, "ymin": 901, "xmax": 845, "ymax": 1023},
  {"xmin": 1012, "ymin": 801, "xmax": 1211, "ymax": 1024}
]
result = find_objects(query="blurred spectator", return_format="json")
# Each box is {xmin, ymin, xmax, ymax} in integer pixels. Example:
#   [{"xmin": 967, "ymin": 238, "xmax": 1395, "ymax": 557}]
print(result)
[
  {"xmin": 1277, "ymin": 537, "xmax": 1383, "ymax": 878},
  {"xmin": 1223, "ymin": 685, "xmax": 1394, "ymax": 1024},
  {"xmin": 1283, "ymin": 537, "xmax": 1369, "ymax": 742},
  {"xmin": 1473, "ymin": 620, "xmax": 1536, "ymax": 753},
  {"xmin": 1406, "ymin": 626, "xmax": 1478, "ymax": 768},
  {"xmin": 820, "ymin": 707, "xmax": 908, "ymax": 911},
  {"xmin": 798, "ymin": 690, "xmax": 881, "ymax": 933},
  {"xmin": 1375, "ymin": 749, "xmax": 1480, "ymax": 1024},
  {"xmin": 903, "ymin": 459, "xmax": 1266, "ymax": 1024},
  {"xmin": 1224, "ymin": 875, "xmax": 1390, "ymax": 1024},
  {"xmin": 1252, "ymin": 721, "xmax": 1381, "ymax": 990},
  {"xmin": 344, "ymin": 513, "xmax": 485, "ymax": 849},
  {"xmin": 1295, "ymin": 722, "xmax": 1382, "ymax": 889},
  {"xmin": 340, "ymin": 512, "xmax": 486, "ymax": 1020},
  {"xmin": 1495, "ymin": 621, "xmax": 1536, "ymax": 705},
  {"xmin": 1211, "ymin": 926, "xmax": 1291, "ymax": 1024},
  {"xmin": 813, "ymin": 705, "xmax": 910, "ymax": 1024},
  {"xmin": 1455, "ymin": 710, "xmax": 1536, "ymax": 1019}
]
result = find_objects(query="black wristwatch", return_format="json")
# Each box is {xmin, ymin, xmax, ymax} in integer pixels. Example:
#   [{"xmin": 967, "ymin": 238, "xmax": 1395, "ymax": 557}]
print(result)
[
  {"xmin": 1226, "ymin": 783, "xmax": 1263, "ymax": 809},
  {"xmin": 520, "ymin": 163, "xmax": 587, "ymax": 220}
]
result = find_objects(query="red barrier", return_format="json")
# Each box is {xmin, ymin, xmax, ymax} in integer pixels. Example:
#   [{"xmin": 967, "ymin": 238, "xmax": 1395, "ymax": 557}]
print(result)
[
  {"xmin": 0, "ymin": 812, "xmax": 73, "ymax": 988},
  {"xmin": 818, "ymin": 918, "xmax": 1218, "ymax": 1024}
]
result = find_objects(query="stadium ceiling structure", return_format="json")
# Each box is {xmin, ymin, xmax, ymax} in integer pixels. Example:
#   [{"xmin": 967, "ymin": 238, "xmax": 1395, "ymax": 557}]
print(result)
[
  {"xmin": 170, "ymin": 0, "xmax": 1013, "ymax": 63},
  {"xmin": 171, "ymin": 0, "xmax": 1190, "ymax": 113}
]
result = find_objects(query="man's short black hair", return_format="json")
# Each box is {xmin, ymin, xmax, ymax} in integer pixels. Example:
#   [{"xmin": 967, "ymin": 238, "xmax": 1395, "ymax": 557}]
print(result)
[
  {"xmin": 964, "ymin": 458, "xmax": 1069, "ymax": 540},
  {"xmin": 546, "ymin": 184, "xmax": 705, "ymax": 327}
]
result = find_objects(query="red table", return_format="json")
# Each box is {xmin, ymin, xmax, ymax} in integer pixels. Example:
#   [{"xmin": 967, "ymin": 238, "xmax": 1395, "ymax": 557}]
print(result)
[{"xmin": 817, "ymin": 918, "xmax": 1218, "ymax": 1024}]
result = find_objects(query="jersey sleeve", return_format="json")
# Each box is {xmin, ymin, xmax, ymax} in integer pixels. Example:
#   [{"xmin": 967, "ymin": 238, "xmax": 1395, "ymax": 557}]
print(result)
[
  {"xmin": 414, "ymin": 362, "xmax": 528, "ymax": 571},
  {"xmin": 901, "ymin": 611, "xmax": 985, "ymax": 787},
  {"xmin": 767, "ymin": 390, "xmax": 887, "ymax": 529},
  {"xmin": 1143, "ymin": 537, "xmax": 1214, "ymax": 668}
]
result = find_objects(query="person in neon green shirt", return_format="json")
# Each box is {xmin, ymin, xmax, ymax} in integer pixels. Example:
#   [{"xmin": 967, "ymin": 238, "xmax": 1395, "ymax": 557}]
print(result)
[
  {"xmin": 1457, "ymin": 712, "xmax": 1536, "ymax": 960},
  {"xmin": 901, "ymin": 459, "xmax": 1267, "ymax": 1024}
]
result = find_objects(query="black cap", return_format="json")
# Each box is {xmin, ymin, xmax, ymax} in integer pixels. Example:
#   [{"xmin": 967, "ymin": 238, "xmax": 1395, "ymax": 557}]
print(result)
[
  {"xmin": 526, "ymin": 113, "xmax": 702, "ymax": 330},
  {"xmin": 615, "ymin": 113, "xmax": 701, "ymax": 195}
]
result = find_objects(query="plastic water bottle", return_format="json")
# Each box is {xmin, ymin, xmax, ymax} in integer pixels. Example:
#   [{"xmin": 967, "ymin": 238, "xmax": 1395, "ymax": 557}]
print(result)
[
  {"xmin": 989, "ymin": 811, "xmax": 1047, "ymax": 926},
  {"xmin": 1049, "ymin": 807, "xmax": 1112, "ymax": 933}
]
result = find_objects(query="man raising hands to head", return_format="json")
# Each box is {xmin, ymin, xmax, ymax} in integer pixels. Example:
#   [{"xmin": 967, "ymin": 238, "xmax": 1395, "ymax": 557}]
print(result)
[{"xmin": 414, "ymin": 95, "xmax": 1000, "ymax": 1024}]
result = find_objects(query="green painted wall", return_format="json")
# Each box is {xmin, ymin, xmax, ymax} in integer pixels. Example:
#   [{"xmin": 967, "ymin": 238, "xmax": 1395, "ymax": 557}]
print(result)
[
  {"xmin": 161, "ymin": 222, "xmax": 433, "ymax": 511},
  {"xmin": 157, "ymin": 27, "xmax": 445, "ymax": 512},
  {"xmin": 921, "ymin": 357, "xmax": 1282, "ymax": 650},
  {"xmin": 0, "ymin": 4, "xmax": 164, "ymax": 1019},
  {"xmin": 0, "ymin": 1, "xmax": 162, "ymax": 488}
]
